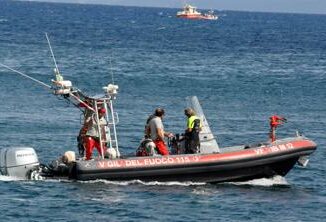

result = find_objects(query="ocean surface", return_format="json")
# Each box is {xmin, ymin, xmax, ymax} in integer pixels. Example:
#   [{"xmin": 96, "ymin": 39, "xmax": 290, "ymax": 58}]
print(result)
[{"xmin": 0, "ymin": 1, "xmax": 325, "ymax": 221}]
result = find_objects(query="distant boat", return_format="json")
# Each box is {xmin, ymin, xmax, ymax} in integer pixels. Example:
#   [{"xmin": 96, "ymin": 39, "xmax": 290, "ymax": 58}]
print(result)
[{"xmin": 176, "ymin": 4, "xmax": 218, "ymax": 20}]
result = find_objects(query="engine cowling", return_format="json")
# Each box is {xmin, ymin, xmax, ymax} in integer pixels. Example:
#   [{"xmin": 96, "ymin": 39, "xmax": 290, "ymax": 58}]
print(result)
[{"xmin": 0, "ymin": 147, "xmax": 39, "ymax": 179}]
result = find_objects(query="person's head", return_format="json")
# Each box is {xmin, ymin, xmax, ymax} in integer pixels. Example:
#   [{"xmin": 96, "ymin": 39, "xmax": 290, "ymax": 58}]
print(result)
[
  {"xmin": 98, "ymin": 108, "xmax": 106, "ymax": 116},
  {"xmin": 184, "ymin": 108, "xmax": 195, "ymax": 117},
  {"xmin": 155, "ymin": 108, "xmax": 165, "ymax": 118}
]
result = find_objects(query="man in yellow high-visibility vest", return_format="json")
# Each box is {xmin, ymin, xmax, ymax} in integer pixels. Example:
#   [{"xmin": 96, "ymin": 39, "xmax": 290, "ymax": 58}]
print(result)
[{"xmin": 184, "ymin": 108, "xmax": 202, "ymax": 154}]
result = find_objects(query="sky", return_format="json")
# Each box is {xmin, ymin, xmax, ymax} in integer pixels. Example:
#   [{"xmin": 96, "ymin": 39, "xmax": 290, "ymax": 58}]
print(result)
[{"xmin": 21, "ymin": 0, "xmax": 326, "ymax": 15}]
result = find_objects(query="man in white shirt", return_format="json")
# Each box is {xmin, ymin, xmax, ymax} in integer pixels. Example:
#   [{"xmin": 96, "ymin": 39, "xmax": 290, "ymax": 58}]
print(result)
[
  {"xmin": 84, "ymin": 108, "xmax": 107, "ymax": 160},
  {"xmin": 146, "ymin": 108, "xmax": 173, "ymax": 155}
]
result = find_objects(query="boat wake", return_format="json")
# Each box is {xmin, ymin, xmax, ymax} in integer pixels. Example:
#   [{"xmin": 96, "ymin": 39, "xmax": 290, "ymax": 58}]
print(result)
[
  {"xmin": 1, "ymin": 174, "xmax": 288, "ymax": 188},
  {"xmin": 227, "ymin": 176, "xmax": 289, "ymax": 187},
  {"xmin": 78, "ymin": 179, "xmax": 206, "ymax": 186},
  {"xmin": 77, "ymin": 176, "xmax": 288, "ymax": 187}
]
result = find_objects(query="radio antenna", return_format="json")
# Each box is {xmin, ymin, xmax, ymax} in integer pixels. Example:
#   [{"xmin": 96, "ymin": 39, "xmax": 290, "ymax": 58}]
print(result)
[
  {"xmin": 109, "ymin": 55, "xmax": 114, "ymax": 84},
  {"xmin": 0, "ymin": 63, "xmax": 51, "ymax": 89},
  {"xmin": 45, "ymin": 33, "xmax": 59, "ymax": 72}
]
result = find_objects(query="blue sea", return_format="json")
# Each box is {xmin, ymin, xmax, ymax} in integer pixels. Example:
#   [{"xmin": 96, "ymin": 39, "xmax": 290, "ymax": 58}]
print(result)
[{"xmin": 0, "ymin": 1, "xmax": 325, "ymax": 221}]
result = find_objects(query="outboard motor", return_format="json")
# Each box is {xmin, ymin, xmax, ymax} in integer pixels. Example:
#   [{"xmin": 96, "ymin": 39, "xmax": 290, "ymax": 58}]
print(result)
[{"xmin": 0, "ymin": 147, "xmax": 39, "ymax": 179}]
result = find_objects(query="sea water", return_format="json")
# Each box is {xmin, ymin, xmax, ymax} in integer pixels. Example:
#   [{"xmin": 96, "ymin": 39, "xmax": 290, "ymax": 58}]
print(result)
[{"xmin": 0, "ymin": 1, "xmax": 325, "ymax": 221}]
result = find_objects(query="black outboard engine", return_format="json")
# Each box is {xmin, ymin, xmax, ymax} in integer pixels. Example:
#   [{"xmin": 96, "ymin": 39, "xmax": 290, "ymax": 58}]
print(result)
[{"xmin": 0, "ymin": 147, "xmax": 40, "ymax": 179}]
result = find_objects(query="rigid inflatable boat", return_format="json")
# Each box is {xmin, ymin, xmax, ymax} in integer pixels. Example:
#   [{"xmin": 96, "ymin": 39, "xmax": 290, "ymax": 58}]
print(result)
[
  {"xmin": 0, "ymin": 86, "xmax": 316, "ymax": 183},
  {"xmin": 0, "ymin": 35, "xmax": 317, "ymax": 183},
  {"xmin": 68, "ymin": 136, "xmax": 315, "ymax": 182},
  {"xmin": 0, "ymin": 134, "xmax": 316, "ymax": 183}
]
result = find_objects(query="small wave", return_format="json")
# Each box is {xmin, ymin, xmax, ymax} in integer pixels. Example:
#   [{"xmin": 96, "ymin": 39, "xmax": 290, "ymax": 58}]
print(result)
[
  {"xmin": 40, "ymin": 178, "xmax": 72, "ymax": 183},
  {"xmin": 90, "ymin": 196, "xmax": 125, "ymax": 203},
  {"xmin": 137, "ymin": 180, "xmax": 206, "ymax": 186},
  {"xmin": 192, "ymin": 188, "xmax": 218, "ymax": 196},
  {"xmin": 78, "ymin": 179, "xmax": 206, "ymax": 186},
  {"xmin": 228, "ymin": 175, "xmax": 289, "ymax": 187},
  {"xmin": 0, "ymin": 19, "xmax": 8, "ymax": 23}
]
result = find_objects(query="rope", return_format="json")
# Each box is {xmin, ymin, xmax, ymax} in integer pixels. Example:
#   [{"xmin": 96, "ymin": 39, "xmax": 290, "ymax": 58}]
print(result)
[{"xmin": 0, "ymin": 63, "xmax": 51, "ymax": 89}]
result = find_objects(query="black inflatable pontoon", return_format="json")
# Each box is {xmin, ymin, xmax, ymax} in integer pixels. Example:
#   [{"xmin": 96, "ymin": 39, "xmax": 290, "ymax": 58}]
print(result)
[{"xmin": 65, "ymin": 136, "xmax": 316, "ymax": 183}]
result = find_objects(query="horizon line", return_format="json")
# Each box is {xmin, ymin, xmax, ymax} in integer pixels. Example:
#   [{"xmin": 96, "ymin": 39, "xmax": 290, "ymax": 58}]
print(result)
[{"xmin": 15, "ymin": 0, "xmax": 326, "ymax": 16}]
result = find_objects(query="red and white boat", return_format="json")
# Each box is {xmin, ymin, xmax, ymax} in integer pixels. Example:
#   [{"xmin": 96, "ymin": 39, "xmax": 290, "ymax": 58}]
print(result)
[
  {"xmin": 0, "ymin": 35, "xmax": 317, "ymax": 183},
  {"xmin": 177, "ymin": 4, "xmax": 218, "ymax": 20}
]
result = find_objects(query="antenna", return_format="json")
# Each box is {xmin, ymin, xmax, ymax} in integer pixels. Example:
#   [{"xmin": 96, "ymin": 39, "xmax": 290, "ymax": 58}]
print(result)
[
  {"xmin": 0, "ymin": 63, "xmax": 51, "ymax": 89},
  {"xmin": 45, "ymin": 33, "xmax": 64, "ymax": 81},
  {"xmin": 108, "ymin": 55, "xmax": 114, "ymax": 84},
  {"xmin": 45, "ymin": 33, "xmax": 59, "ymax": 72}
]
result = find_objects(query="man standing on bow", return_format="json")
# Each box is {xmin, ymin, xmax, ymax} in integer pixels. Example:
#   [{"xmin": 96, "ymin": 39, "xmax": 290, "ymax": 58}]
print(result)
[{"xmin": 269, "ymin": 115, "xmax": 287, "ymax": 142}]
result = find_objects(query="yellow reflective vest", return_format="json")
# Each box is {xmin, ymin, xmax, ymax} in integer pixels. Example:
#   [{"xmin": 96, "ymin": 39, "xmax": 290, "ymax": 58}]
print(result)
[{"xmin": 187, "ymin": 115, "xmax": 202, "ymax": 129}]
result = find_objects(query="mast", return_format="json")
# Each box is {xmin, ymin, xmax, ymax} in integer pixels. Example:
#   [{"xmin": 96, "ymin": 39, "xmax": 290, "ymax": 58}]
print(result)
[
  {"xmin": 45, "ymin": 32, "xmax": 63, "ymax": 81},
  {"xmin": 0, "ymin": 63, "xmax": 51, "ymax": 89}
]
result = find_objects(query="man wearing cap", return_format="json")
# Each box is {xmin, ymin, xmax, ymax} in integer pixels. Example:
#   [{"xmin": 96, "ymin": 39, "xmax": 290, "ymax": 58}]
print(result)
[
  {"xmin": 184, "ymin": 108, "xmax": 202, "ymax": 154},
  {"xmin": 146, "ymin": 108, "xmax": 173, "ymax": 155},
  {"xmin": 84, "ymin": 107, "xmax": 107, "ymax": 160}
]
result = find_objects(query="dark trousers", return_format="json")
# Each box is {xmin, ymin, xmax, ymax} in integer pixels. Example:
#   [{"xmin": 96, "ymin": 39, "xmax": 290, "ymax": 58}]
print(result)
[{"xmin": 185, "ymin": 133, "xmax": 200, "ymax": 154}]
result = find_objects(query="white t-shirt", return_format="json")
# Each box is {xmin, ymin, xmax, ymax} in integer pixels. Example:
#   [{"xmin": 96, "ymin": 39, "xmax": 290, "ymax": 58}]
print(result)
[
  {"xmin": 148, "ymin": 116, "xmax": 164, "ymax": 140},
  {"xmin": 86, "ymin": 116, "xmax": 107, "ymax": 138}
]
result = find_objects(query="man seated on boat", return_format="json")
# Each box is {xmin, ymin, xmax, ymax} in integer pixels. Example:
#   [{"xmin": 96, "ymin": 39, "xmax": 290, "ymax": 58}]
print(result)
[
  {"xmin": 136, "ymin": 114, "xmax": 158, "ymax": 156},
  {"xmin": 47, "ymin": 151, "xmax": 76, "ymax": 176},
  {"xmin": 136, "ymin": 138, "xmax": 158, "ymax": 156},
  {"xmin": 83, "ymin": 108, "xmax": 107, "ymax": 160},
  {"xmin": 184, "ymin": 108, "xmax": 202, "ymax": 154},
  {"xmin": 145, "ymin": 108, "xmax": 173, "ymax": 155}
]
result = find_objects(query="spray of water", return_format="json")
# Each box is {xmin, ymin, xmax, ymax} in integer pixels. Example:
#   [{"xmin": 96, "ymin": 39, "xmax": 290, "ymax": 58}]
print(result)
[
  {"xmin": 1, "ymin": 174, "xmax": 288, "ymax": 187},
  {"xmin": 0, "ymin": 175, "xmax": 24, "ymax": 181},
  {"xmin": 228, "ymin": 175, "xmax": 289, "ymax": 187},
  {"xmin": 78, "ymin": 179, "xmax": 206, "ymax": 186}
]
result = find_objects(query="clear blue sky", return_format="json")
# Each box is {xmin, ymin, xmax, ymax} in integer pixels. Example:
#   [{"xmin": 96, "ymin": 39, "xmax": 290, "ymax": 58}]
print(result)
[{"xmin": 23, "ymin": 0, "xmax": 326, "ymax": 15}]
